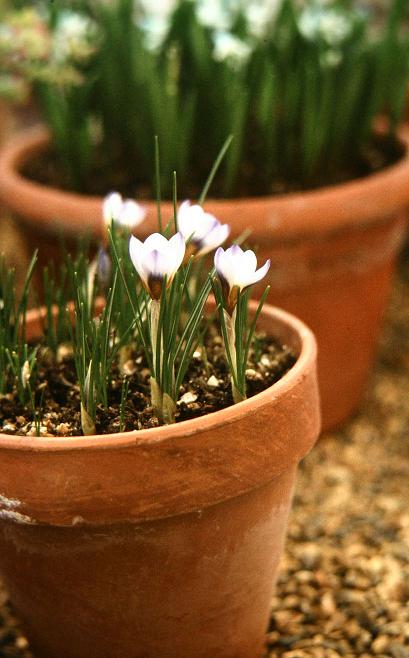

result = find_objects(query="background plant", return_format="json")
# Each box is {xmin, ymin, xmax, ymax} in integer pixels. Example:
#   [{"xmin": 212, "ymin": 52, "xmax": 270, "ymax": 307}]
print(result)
[{"xmin": 1, "ymin": 0, "xmax": 408, "ymax": 196}]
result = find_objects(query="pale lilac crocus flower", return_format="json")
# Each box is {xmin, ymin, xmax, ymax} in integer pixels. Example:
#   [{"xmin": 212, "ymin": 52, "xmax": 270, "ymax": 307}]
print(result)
[
  {"xmin": 103, "ymin": 192, "xmax": 146, "ymax": 231},
  {"xmin": 214, "ymin": 244, "xmax": 270, "ymax": 313},
  {"xmin": 129, "ymin": 232, "xmax": 185, "ymax": 299},
  {"xmin": 177, "ymin": 200, "xmax": 230, "ymax": 259}
]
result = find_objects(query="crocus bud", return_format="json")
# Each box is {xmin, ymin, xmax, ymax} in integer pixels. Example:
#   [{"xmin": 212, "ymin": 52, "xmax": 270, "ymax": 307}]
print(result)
[
  {"xmin": 96, "ymin": 246, "xmax": 112, "ymax": 290},
  {"xmin": 21, "ymin": 360, "xmax": 30, "ymax": 389}
]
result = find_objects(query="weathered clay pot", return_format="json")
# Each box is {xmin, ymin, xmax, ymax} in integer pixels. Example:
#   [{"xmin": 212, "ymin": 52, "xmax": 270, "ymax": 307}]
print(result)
[
  {"xmin": 0, "ymin": 301, "xmax": 320, "ymax": 658},
  {"xmin": 0, "ymin": 126, "xmax": 408, "ymax": 430}
]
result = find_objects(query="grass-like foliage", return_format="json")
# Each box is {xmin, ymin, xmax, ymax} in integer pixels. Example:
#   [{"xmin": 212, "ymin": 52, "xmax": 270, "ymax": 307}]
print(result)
[{"xmin": 1, "ymin": 0, "xmax": 409, "ymax": 196}]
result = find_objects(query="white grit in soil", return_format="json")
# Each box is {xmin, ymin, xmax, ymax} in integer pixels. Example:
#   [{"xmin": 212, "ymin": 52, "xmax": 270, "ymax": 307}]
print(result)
[{"xmin": 1, "ymin": 257, "xmax": 408, "ymax": 658}]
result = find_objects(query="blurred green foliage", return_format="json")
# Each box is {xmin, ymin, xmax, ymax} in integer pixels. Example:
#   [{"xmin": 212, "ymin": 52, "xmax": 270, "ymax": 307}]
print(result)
[{"xmin": 1, "ymin": 0, "xmax": 409, "ymax": 196}]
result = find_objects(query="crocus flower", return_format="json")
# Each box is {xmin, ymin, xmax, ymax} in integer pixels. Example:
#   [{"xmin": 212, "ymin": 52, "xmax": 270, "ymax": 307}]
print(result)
[
  {"xmin": 245, "ymin": 1, "xmax": 282, "ymax": 38},
  {"xmin": 213, "ymin": 31, "xmax": 252, "ymax": 69},
  {"xmin": 177, "ymin": 201, "xmax": 230, "ymax": 258},
  {"xmin": 103, "ymin": 192, "xmax": 146, "ymax": 230},
  {"xmin": 214, "ymin": 244, "xmax": 270, "ymax": 312},
  {"xmin": 298, "ymin": 7, "xmax": 352, "ymax": 45},
  {"xmin": 137, "ymin": 0, "xmax": 177, "ymax": 50},
  {"xmin": 129, "ymin": 232, "xmax": 185, "ymax": 299},
  {"xmin": 196, "ymin": 0, "xmax": 231, "ymax": 31},
  {"xmin": 52, "ymin": 11, "xmax": 96, "ymax": 64}
]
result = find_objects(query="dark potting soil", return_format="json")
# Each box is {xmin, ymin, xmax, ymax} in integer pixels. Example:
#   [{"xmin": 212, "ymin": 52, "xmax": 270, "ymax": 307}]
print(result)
[
  {"xmin": 0, "ymin": 329, "xmax": 296, "ymax": 437},
  {"xmin": 21, "ymin": 132, "xmax": 404, "ymax": 199}
]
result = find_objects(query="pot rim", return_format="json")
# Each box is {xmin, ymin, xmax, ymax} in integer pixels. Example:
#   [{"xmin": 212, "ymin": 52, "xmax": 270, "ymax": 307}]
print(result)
[
  {"xmin": 0, "ymin": 301, "xmax": 318, "ymax": 452},
  {"xmin": 1, "ymin": 122, "xmax": 409, "ymax": 239}
]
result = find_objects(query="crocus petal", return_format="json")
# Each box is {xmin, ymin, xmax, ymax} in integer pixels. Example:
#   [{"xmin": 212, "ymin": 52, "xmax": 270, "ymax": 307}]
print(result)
[
  {"xmin": 146, "ymin": 248, "xmax": 172, "ymax": 279},
  {"xmin": 118, "ymin": 200, "xmax": 146, "ymax": 228},
  {"xmin": 247, "ymin": 259, "xmax": 271, "ymax": 287},
  {"xmin": 214, "ymin": 246, "xmax": 228, "ymax": 280},
  {"xmin": 102, "ymin": 192, "xmax": 123, "ymax": 226},
  {"xmin": 196, "ymin": 222, "xmax": 230, "ymax": 256},
  {"xmin": 144, "ymin": 232, "xmax": 170, "ymax": 252},
  {"xmin": 177, "ymin": 200, "xmax": 194, "ymax": 230},
  {"xmin": 168, "ymin": 232, "xmax": 186, "ymax": 273},
  {"xmin": 129, "ymin": 235, "xmax": 148, "ymax": 286}
]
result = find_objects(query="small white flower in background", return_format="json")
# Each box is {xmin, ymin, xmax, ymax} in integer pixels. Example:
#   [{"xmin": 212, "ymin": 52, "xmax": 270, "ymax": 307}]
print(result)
[
  {"xmin": 136, "ymin": 0, "xmax": 177, "ymax": 50},
  {"xmin": 214, "ymin": 244, "xmax": 270, "ymax": 312},
  {"xmin": 52, "ymin": 11, "xmax": 96, "ymax": 64},
  {"xmin": 298, "ymin": 7, "xmax": 352, "ymax": 46},
  {"xmin": 129, "ymin": 232, "xmax": 186, "ymax": 299},
  {"xmin": 177, "ymin": 201, "xmax": 230, "ymax": 258},
  {"xmin": 245, "ymin": 0, "xmax": 282, "ymax": 38},
  {"xmin": 196, "ymin": 0, "xmax": 232, "ymax": 31},
  {"xmin": 319, "ymin": 12, "xmax": 352, "ymax": 44},
  {"xmin": 213, "ymin": 31, "xmax": 252, "ymax": 68},
  {"xmin": 103, "ymin": 192, "xmax": 146, "ymax": 230},
  {"xmin": 139, "ymin": 15, "xmax": 171, "ymax": 51}
]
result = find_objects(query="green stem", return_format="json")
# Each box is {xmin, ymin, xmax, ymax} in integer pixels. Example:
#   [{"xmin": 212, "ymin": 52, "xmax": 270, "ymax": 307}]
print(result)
[
  {"xmin": 150, "ymin": 299, "xmax": 164, "ymax": 420},
  {"xmin": 224, "ymin": 308, "xmax": 246, "ymax": 403}
]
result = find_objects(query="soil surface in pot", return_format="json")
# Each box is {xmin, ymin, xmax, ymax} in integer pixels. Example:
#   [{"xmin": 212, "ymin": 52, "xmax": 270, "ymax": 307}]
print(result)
[
  {"xmin": 21, "ymin": 132, "xmax": 404, "ymax": 198},
  {"xmin": 1, "ymin": 253, "xmax": 408, "ymax": 658},
  {"xmin": 0, "ymin": 327, "xmax": 295, "ymax": 437}
]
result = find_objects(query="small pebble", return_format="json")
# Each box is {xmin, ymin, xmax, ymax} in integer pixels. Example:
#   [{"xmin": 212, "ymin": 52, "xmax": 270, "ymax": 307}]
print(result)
[
  {"xmin": 207, "ymin": 375, "xmax": 220, "ymax": 388},
  {"xmin": 178, "ymin": 391, "xmax": 198, "ymax": 405}
]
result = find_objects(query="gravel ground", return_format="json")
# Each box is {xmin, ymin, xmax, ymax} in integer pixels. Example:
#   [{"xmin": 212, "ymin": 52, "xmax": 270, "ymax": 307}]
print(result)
[{"xmin": 1, "ymin": 257, "xmax": 408, "ymax": 658}]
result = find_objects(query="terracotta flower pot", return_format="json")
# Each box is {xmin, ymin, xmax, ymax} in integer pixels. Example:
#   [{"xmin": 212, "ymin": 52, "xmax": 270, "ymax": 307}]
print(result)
[
  {"xmin": 0, "ymin": 300, "xmax": 320, "ymax": 658},
  {"xmin": 0, "ymin": 126, "xmax": 408, "ymax": 430}
]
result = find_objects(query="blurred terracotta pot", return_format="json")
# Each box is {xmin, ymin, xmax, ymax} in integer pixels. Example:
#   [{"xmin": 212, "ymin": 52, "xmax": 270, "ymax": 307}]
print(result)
[
  {"xmin": 0, "ymin": 126, "xmax": 408, "ymax": 430},
  {"xmin": 0, "ymin": 301, "xmax": 320, "ymax": 658}
]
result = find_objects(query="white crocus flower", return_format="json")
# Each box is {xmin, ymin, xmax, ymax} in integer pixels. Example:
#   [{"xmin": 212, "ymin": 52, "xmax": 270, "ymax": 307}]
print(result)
[
  {"xmin": 215, "ymin": 244, "xmax": 270, "ymax": 312},
  {"xmin": 196, "ymin": 0, "xmax": 232, "ymax": 31},
  {"xmin": 298, "ymin": 7, "xmax": 352, "ymax": 46},
  {"xmin": 137, "ymin": 0, "xmax": 177, "ymax": 50},
  {"xmin": 177, "ymin": 200, "xmax": 230, "ymax": 258},
  {"xmin": 213, "ymin": 31, "xmax": 252, "ymax": 68},
  {"xmin": 319, "ymin": 12, "xmax": 352, "ymax": 44},
  {"xmin": 103, "ymin": 192, "xmax": 146, "ymax": 230},
  {"xmin": 139, "ymin": 14, "xmax": 170, "ymax": 50},
  {"xmin": 129, "ymin": 232, "xmax": 185, "ymax": 299},
  {"xmin": 245, "ymin": 1, "xmax": 282, "ymax": 38},
  {"xmin": 52, "ymin": 11, "xmax": 96, "ymax": 64}
]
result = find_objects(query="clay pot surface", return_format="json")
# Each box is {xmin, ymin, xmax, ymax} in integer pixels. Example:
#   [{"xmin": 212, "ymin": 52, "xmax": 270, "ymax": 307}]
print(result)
[
  {"xmin": 1, "ymin": 125, "xmax": 408, "ymax": 430},
  {"xmin": 0, "ymin": 301, "xmax": 320, "ymax": 658}
]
